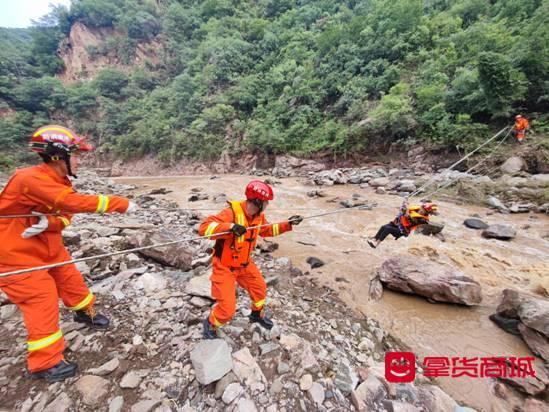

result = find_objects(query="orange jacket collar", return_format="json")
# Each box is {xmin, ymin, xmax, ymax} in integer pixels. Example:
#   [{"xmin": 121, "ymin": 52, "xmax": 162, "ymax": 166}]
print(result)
[{"xmin": 37, "ymin": 163, "xmax": 69, "ymax": 185}]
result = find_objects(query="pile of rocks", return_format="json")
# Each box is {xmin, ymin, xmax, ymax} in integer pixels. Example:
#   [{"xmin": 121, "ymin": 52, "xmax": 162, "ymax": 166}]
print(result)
[{"xmin": 0, "ymin": 170, "xmax": 479, "ymax": 412}]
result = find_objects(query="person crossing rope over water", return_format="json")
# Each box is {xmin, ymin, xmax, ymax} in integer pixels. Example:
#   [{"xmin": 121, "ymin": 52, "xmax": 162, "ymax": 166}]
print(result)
[
  {"xmin": 0, "ymin": 125, "xmax": 137, "ymax": 382},
  {"xmin": 198, "ymin": 180, "xmax": 303, "ymax": 339},
  {"xmin": 366, "ymin": 200, "xmax": 438, "ymax": 248}
]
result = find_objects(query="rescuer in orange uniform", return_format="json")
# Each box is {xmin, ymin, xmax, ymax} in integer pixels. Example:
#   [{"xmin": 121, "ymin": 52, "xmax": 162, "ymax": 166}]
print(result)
[
  {"xmin": 513, "ymin": 115, "xmax": 530, "ymax": 143},
  {"xmin": 0, "ymin": 125, "xmax": 136, "ymax": 382},
  {"xmin": 367, "ymin": 202, "xmax": 438, "ymax": 248},
  {"xmin": 198, "ymin": 180, "xmax": 303, "ymax": 339}
]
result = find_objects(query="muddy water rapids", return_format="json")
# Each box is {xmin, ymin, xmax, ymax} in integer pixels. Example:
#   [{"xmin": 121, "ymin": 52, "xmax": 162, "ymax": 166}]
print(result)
[{"xmin": 115, "ymin": 174, "xmax": 549, "ymax": 411}]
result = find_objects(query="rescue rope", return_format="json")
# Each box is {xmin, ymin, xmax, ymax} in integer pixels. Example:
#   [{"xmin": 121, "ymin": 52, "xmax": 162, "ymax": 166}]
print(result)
[
  {"xmin": 423, "ymin": 127, "xmax": 513, "ymax": 199},
  {"xmin": 407, "ymin": 126, "xmax": 511, "ymax": 199},
  {"xmin": 0, "ymin": 204, "xmax": 368, "ymax": 278},
  {"xmin": 0, "ymin": 207, "xmax": 329, "ymax": 219}
]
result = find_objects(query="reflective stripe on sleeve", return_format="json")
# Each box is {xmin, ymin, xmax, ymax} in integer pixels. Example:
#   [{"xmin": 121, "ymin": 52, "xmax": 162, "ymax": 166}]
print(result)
[
  {"xmin": 95, "ymin": 195, "xmax": 110, "ymax": 214},
  {"xmin": 205, "ymin": 222, "xmax": 219, "ymax": 237},
  {"xmin": 272, "ymin": 224, "xmax": 279, "ymax": 237}
]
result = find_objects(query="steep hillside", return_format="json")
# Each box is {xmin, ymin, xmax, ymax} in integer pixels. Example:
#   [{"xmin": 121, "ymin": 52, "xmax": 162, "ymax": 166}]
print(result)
[{"xmin": 0, "ymin": 0, "xmax": 548, "ymax": 170}]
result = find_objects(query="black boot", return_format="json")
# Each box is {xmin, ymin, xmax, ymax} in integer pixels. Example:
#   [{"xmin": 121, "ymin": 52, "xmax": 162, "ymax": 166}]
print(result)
[
  {"xmin": 74, "ymin": 306, "xmax": 110, "ymax": 328},
  {"xmin": 249, "ymin": 310, "xmax": 274, "ymax": 330},
  {"xmin": 203, "ymin": 318, "xmax": 218, "ymax": 340},
  {"xmin": 29, "ymin": 359, "xmax": 78, "ymax": 382}
]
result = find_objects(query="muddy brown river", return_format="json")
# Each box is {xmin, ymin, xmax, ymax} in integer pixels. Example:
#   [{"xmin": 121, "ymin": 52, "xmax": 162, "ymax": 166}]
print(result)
[{"xmin": 115, "ymin": 174, "xmax": 549, "ymax": 412}]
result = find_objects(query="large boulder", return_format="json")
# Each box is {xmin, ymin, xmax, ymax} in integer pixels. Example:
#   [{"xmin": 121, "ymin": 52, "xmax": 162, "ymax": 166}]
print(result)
[
  {"xmin": 129, "ymin": 230, "xmax": 193, "ymax": 270},
  {"xmin": 370, "ymin": 256, "xmax": 482, "ymax": 305},
  {"xmin": 492, "ymin": 289, "xmax": 549, "ymax": 362},
  {"xmin": 500, "ymin": 156, "xmax": 525, "ymax": 175},
  {"xmin": 482, "ymin": 224, "xmax": 516, "ymax": 240}
]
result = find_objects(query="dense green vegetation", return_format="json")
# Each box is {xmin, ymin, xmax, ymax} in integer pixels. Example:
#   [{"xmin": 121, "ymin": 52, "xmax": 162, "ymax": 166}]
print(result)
[{"xmin": 1, "ymin": 0, "xmax": 548, "ymax": 168}]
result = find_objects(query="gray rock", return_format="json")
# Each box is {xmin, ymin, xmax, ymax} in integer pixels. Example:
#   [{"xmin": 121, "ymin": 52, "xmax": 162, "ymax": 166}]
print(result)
[
  {"xmin": 190, "ymin": 339, "xmax": 233, "ymax": 385},
  {"xmin": 371, "ymin": 256, "xmax": 483, "ymax": 305},
  {"xmin": 416, "ymin": 222, "xmax": 444, "ymax": 236},
  {"xmin": 463, "ymin": 218, "xmax": 488, "ymax": 230},
  {"xmin": 351, "ymin": 375, "xmax": 387, "ymax": 411},
  {"xmin": 232, "ymin": 347, "xmax": 266, "ymax": 387},
  {"xmin": 236, "ymin": 398, "xmax": 258, "ymax": 412},
  {"xmin": 270, "ymin": 378, "xmax": 284, "ymax": 395},
  {"xmin": 369, "ymin": 177, "xmax": 391, "ymax": 188},
  {"xmin": 489, "ymin": 314, "xmax": 521, "ymax": 335},
  {"xmin": 0, "ymin": 304, "xmax": 17, "ymax": 320},
  {"xmin": 43, "ymin": 393, "xmax": 72, "ymax": 412},
  {"xmin": 498, "ymin": 359, "xmax": 548, "ymax": 395},
  {"xmin": 215, "ymin": 372, "xmax": 238, "ymax": 399},
  {"xmin": 334, "ymin": 359, "xmax": 358, "ymax": 395},
  {"xmin": 517, "ymin": 298, "xmax": 549, "ymax": 337},
  {"xmin": 120, "ymin": 371, "xmax": 143, "ymax": 389},
  {"xmin": 222, "ymin": 382, "xmax": 244, "ymax": 404},
  {"xmin": 259, "ymin": 342, "xmax": 279, "ymax": 356},
  {"xmin": 75, "ymin": 375, "xmax": 109, "ymax": 406},
  {"xmin": 521, "ymin": 329, "xmax": 549, "ymax": 364},
  {"xmin": 185, "ymin": 274, "xmax": 212, "ymax": 299},
  {"xmin": 134, "ymin": 273, "xmax": 167, "ymax": 293},
  {"xmin": 129, "ymin": 230, "xmax": 193, "ymax": 270},
  {"xmin": 509, "ymin": 203, "xmax": 535, "ymax": 213},
  {"xmin": 486, "ymin": 196, "xmax": 509, "ymax": 212},
  {"xmin": 417, "ymin": 385, "xmax": 458, "ymax": 412},
  {"xmin": 87, "ymin": 357, "xmax": 120, "ymax": 376},
  {"xmin": 299, "ymin": 374, "xmax": 313, "ymax": 391},
  {"xmin": 500, "ymin": 156, "xmax": 524, "ymax": 175},
  {"xmin": 277, "ymin": 362, "xmax": 290, "ymax": 375},
  {"xmin": 382, "ymin": 400, "xmax": 420, "ymax": 412},
  {"xmin": 397, "ymin": 180, "xmax": 416, "ymax": 192},
  {"xmin": 482, "ymin": 224, "xmax": 516, "ymax": 240},
  {"xmin": 109, "ymin": 396, "xmax": 124, "ymax": 412},
  {"xmin": 308, "ymin": 382, "xmax": 325, "ymax": 406},
  {"xmin": 306, "ymin": 257, "xmax": 325, "ymax": 269},
  {"xmin": 131, "ymin": 399, "xmax": 161, "ymax": 412}
]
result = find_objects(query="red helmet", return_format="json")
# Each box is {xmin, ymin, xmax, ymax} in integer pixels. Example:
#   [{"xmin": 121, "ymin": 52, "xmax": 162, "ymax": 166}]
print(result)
[
  {"xmin": 30, "ymin": 125, "xmax": 93, "ymax": 154},
  {"xmin": 422, "ymin": 203, "xmax": 439, "ymax": 214},
  {"xmin": 245, "ymin": 180, "xmax": 274, "ymax": 201}
]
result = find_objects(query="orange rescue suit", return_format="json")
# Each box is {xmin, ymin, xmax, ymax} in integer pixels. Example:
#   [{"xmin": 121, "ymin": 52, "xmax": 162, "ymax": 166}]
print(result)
[
  {"xmin": 198, "ymin": 200, "xmax": 292, "ymax": 326},
  {"xmin": 514, "ymin": 118, "xmax": 529, "ymax": 141},
  {"xmin": 395, "ymin": 206, "xmax": 430, "ymax": 235},
  {"xmin": 0, "ymin": 163, "xmax": 129, "ymax": 372}
]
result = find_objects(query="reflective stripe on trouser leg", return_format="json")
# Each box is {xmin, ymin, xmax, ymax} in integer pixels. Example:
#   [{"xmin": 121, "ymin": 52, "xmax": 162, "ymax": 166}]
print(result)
[
  {"xmin": 68, "ymin": 292, "xmax": 94, "ymax": 311},
  {"xmin": 209, "ymin": 310, "xmax": 224, "ymax": 328},
  {"xmin": 27, "ymin": 330, "xmax": 63, "ymax": 351},
  {"xmin": 252, "ymin": 299, "xmax": 266, "ymax": 311}
]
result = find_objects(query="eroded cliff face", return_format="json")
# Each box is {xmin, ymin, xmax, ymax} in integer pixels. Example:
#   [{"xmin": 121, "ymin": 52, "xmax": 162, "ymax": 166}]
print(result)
[{"xmin": 57, "ymin": 22, "xmax": 161, "ymax": 83}]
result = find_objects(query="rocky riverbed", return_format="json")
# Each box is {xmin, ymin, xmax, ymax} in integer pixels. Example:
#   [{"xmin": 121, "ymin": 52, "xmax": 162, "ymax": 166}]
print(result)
[{"xmin": 1, "ymin": 166, "xmax": 548, "ymax": 411}]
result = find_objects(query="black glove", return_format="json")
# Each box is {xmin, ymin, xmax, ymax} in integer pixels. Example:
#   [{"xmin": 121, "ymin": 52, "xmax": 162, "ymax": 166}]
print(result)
[
  {"xmin": 231, "ymin": 224, "xmax": 247, "ymax": 237},
  {"xmin": 288, "ymin": 215, "xmax": 303, "ymax": 226}
]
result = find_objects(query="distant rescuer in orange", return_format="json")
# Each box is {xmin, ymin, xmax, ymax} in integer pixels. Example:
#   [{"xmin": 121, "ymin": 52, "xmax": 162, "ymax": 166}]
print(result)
[
  {"xmin": 199, "ymin": 180, "xmax": 303, "ymax": 339},
  {"xmin": 513, "ymin": 114, "xmax": 530, "ymax": 143},
  {"xmin": 367, "ymin": 202, "xmax": 438, "ymax": 248},
  {"xmin": 0, "ymin": 125, "xmax": 136, "ymax": 382}
]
